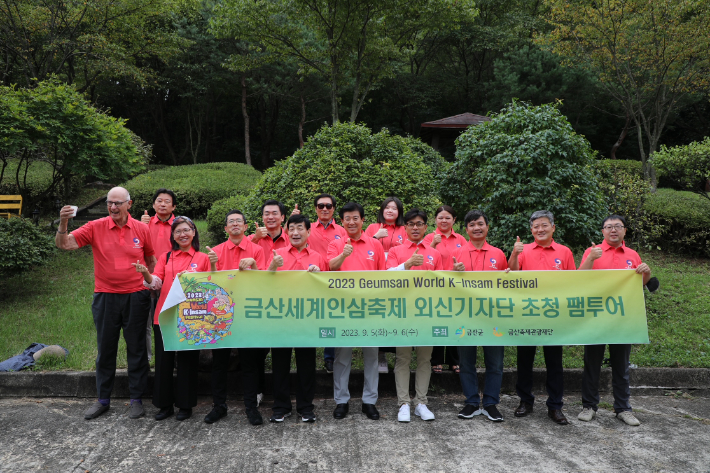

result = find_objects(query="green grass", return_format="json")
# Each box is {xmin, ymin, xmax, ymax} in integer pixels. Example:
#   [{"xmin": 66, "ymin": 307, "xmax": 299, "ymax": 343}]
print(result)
[{"xmin": 1, "ymin": 245, "xmax": 708, "ymax": 371}]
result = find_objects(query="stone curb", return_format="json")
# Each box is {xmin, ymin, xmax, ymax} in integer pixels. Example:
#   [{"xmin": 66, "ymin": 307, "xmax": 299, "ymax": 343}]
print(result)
[{"xmin": 1, "ymin": 368, "xmax": 708, "ymax": 398}]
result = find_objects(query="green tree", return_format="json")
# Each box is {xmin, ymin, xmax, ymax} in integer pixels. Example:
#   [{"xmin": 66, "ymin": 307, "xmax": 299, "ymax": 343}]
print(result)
[
  {"xmin": 0, "ymin": 79, "xmax": 148, "ymax": 213},
  {"xmin": 540, "ymin": 0, "xmax": 710, "ymax": 187},
  {"xmin": 651, "ymin": 137, "xmax": 710, "ymax": 202},
  {"xmin": 441, "ymin": 100, "xmax": 607, "ymax": 252}
]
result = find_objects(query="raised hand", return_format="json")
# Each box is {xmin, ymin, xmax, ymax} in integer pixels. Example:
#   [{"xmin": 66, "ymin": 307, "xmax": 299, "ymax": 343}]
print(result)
[
  {"xmin": 271, "ymin": 249, "xmax": 284, "ymax": 268},
  {"xmin": 132, "ymin": 259, "xmax": 149, "ymax": 274},
  {"xmin": 206, "ymin": 246, "xmax": 218, "ymax": 264},
  {"xmin": 140, "ymin": 210, "xmax": 150, "ymax": 225},
  {"xmin": 58, "ymin": 205, "xmax": 75, "ymax": 221},
  {"xmin": 512, "ymin": 236, "xmax": 524, "ymax": 255},
  {"xmin": 291, "ymin": 204, "xmax": 300, "ymax": 215},
  {"xmin": 431, "ymin": 233, "xmax": 442, "ymax": 248},
  {"xmin": 374, "ymin": 224, "xmax": 389, "ymax": 239},
  {"xmin": 589, "ymin": 242, "xmax": 603, "ymax": 260},
  {"xmin": 405, "ymin": 248, "xmax": 424, "ymax": 269},
  {"xmin": 252, "ymin": 221, "xmax": 268, "ymax": 241},
  {"xmin": 342, "ymin": 238, "xmax": 353, "ymax": 257},
  {"xmin": 452, "ymin": 256, "xmax": 465, "ymax": 271}
]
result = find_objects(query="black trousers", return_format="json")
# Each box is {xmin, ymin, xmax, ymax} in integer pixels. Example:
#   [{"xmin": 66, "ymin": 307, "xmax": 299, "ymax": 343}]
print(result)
[
  {"xmin": 271, "ymin": 347, "xmax": 316, "ymax": 415},
  {"xmin": 582, "ymin": 344, "xmax": 632, "ymax": 413},
  {"xmin": 515, "ymin": 345, "xmax": 564, "ymax": 410},
  {"xmin": 152, "ymin": 325, "xmax": 199, "ymax": 409},
  {"xmin": 431, "ymin": 345, "xmax": 459, "ymax": 367},
  {"xmin": 91, "ymin": 291, "xmax": 151, "ymax": 399},
  {"xmin": 211, "ymin": 347, "xmax": 267, "ymax": 407}
]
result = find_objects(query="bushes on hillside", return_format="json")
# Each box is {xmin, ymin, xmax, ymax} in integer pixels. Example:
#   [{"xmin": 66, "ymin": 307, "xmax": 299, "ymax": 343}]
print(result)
[
  {"xmin": 123, "ymin": 163, "xmax": 261, "ymax": 218},
  {"xmin": 651, "ymin": 137, "xmax": 710, "ymax": 199},
  {"xmin": 206, "ymin": 194, "xmax": 248, "ymax": 243},
  {"xmin": 240, "ymin": 122, "xmax": 447, "ymax": 226},
  {"xmin": 644, "ymin": 189, "xmax": 710, "ymax": 257},
  {"xmin": 0, "ymin": 218, "xmax": 55, "ymax": 274},
  {"xmin": 442, "ymin": 101, "xmax": 607, "ymax": 252}
]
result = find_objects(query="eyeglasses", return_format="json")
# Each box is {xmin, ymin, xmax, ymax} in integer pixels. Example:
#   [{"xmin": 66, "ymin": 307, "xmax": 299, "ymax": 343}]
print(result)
[
  {"xmin": 173, "ymin": 228, "xmax": 193, "ymax": 236},
  {"xmin": 106, "ymin": 200, "xmax": 128, "ymax": 207},
  {"xmin": 603, "ymin": 224, "xmax": 625, "ymax": 230},
  {"xmin": 406, "ymin": 222, "xmax": 427, "ymax": 228},
  {"xmin": 227, "ymin": 218, "xmax": 245, "ymax": 225},
  {"xmin": 316, "ymin": 203, "xmax": 334, "ymax": 210}
]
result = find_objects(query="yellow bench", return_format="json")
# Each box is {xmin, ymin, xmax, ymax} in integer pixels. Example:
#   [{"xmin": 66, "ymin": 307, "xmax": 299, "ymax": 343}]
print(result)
[{"xmin": 0, "ymin": 195, "xmax": 23, "ymax": 219}]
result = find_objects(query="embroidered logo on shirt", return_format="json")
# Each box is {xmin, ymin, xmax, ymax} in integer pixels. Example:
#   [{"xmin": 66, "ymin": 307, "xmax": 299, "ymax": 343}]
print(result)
[
  {"xmin": 189, "ymin": 263, "xmax": 198, "ymax": 272},
  {"xmin": 133, "ymin": 237, "xmax": 141, "ymax": 248},
  {"xmin": 553, "ymin": 258, "xmax": 562, "ymax": 270},
  {"xmin": 456, "ymin": 243, "xmax": 462, "ymax": 247},
  {"xmin": 426, "ymin": 254, "xmax": 434, "ymax": 266},
  {"xmin": 367, "ymin": 250, "xmax": 375, "ymax": 261},
  {"xmin": 489, "ymin": 258, "xmax": 497, "ymax": 269},
  {"xmin": 626, "ymin": 259, "xmax": 633, "ymax": 269},
  {"xmin": 334, "ymin": 235, "xmax": 341, "ymax": 239}
]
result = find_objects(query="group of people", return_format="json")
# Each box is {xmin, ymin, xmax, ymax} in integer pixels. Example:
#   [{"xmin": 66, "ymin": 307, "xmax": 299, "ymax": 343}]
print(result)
[{"xmin": 55, "ymin": 186, "xmax": 652, "ymax": 427}]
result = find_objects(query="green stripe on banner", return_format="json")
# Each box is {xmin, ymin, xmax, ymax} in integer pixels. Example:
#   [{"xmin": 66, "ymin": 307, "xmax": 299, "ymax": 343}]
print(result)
[{"xmin": 157, "ymin": 269, "xmax": 648, "ymax": 350}]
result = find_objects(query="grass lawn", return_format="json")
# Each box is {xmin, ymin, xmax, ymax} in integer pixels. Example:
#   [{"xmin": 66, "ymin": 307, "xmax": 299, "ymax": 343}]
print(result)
[{"xmin": 1, "ymin": 229, "xmax": 708, "ymax": 371}]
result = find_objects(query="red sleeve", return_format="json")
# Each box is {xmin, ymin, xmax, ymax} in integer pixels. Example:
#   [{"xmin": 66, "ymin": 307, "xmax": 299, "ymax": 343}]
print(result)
[
  {"xmin": 70, "ymin": 219, "xmax": 94, "ymax": 248},
  {"xmin": 496, "ymin": 248, "xmax": 509, "ymax": 271},
  {"xmin": 213, "ymin": 242, "xmax": 226, "ymax": 271},
  {"xmin": 327, "ymin": 239, "xmax": 343, "ymax": 261},
  {"xmin": 386, "ymin": 247, "xmax": 401, "ymax": 269},
  {"xmin": 517, "ymin": 250, "xmax": 526, "ymax": 270},
  {"xmin": 579, "ymin": 247, "xmax": 592, "ymax": 269},
  {"xmin": 253, "ymin": 246, "xmax": 266, "ymax": 271},
  {"xmin": 422, "ymin": 233, "xmax": 434, "ymax": 246},
  {"xmin": 565, "ymin": 248, "xmax": 577, "ymax": 270},
  {"xmin": 364, "ymin": 224, "xmax": 377, "ymax": 238},
  {"xmin": 196, "ymin": 252, "xmax": 211, "ymax": 271}
]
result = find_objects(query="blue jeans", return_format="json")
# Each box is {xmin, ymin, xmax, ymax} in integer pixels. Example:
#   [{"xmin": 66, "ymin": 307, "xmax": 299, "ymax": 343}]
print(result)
[{"xmin": 458, "ymin": 346, "xmax": 504, "ymax": 407}]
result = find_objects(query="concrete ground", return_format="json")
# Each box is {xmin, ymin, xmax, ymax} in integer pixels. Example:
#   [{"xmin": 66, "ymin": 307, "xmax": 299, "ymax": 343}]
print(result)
[{"xmin": 0, "ymin": 393, "xmax": 708, "ymax": 473}]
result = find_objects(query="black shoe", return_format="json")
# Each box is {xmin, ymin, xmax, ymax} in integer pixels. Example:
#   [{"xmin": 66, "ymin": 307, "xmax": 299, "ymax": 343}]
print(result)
[
  {"xmin": 176, "ymin": 408, "xmax": 192, "ymax": 421},
  {"xmin": 324, "ymin": 359, "xmax": 334, "ymax": 374},
  {"xmin": 361, "ymin": 403, "xmax": 380, "ymax": 420},
  {"xmin": 514, "ymin": 401, "xmax": 534, "ymax": 417},
  {"xmin": 154, "ymin": 406, "xmax": 174, "ymax": 421},
  {"xmin": 301, "ymin": 411, "xmax": 316, "ymax": 423},
  {"xmin": 246, "ymin": 407, "xmax": 263, "ymax": 425},
  {"xmin": 482, "ymin": 405, "xmax": 504, "ymax": 422},
  {"xmin": 548, "ymin": 408, "xmax": 569, "ymax": 425},
  {"xmin": 458, "ymin": 404, "xmax": 479, "ymax": 419},
  {"xmin": 333, "ymin": 403, "xmax": 349, "ymax": 419},
  {"xmin": 270, "ymin": 411, "xmax": 292, "ymax": 423},
  {"xmin": 204, "ymin": 404, "xmax": 228, "ymax": 424}
]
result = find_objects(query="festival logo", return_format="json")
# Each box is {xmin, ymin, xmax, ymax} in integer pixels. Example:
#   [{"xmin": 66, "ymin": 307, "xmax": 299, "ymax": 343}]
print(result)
[
  {"xmin": 493, "ymin": 327, "xmax": 504, "ymax": 337},
  {"xmin": 367, "ymin": 250, "xmax": 375, "ymax": 261},
  {"xmin": 626, "ymin": 259, "xmax": 633, "ymax": 269},
  {"xmin": 189, "ymin": 263, "xmax": 198, "ymax": 271},
  {"xmin": 426, "ymin": 254, "xmax": 434, "ymax": 266},
  {"xmin": 489, "ymin": 258, "xmax": 497, "ymax": 270},
  {"xmin": 553, "ymin": 258, "xmax": 562, "ymax": 270},
  {"xmin": 132, "ymin": 237, "xmax": 141, "ymax": 248},
  {"xmin": 177, "ymin": 281, "xmax": 234, "ymax": 346},
  {"xmin": 455, "ymin": 326, "xmax": 466, "ymax": 338}
]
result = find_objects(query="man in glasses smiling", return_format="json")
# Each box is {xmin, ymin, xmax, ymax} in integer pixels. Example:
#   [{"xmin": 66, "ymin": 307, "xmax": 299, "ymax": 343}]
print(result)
[{"xmin": 55, "ymin": 187, "xmax": 156, "ymax": 421}]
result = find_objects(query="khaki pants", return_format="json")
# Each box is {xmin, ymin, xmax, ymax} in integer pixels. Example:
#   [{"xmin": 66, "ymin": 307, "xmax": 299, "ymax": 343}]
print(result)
[{"xmin": 394, "ymin": 346, "xmax": 433, "ymax": 406}]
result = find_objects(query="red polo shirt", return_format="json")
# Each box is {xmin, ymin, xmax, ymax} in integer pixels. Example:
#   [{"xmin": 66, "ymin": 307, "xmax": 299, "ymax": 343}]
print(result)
[
  {"xmin": 422, "ymin": 229, "xmax": 468, "ymax": 269},
  {"xmin": 269, "ymin": 245, "xmax": 329, "ymax": 271},
  {"xmin": 309, "ymin": 219, "xmax": 347, "ymax": 258},
  {"xmin": 248, "ymin": 229, "xmax": 290, "ymax": 255},
  {"xmin": 581, "ymin": 240, "xmax": 642, "ymax": 270},
  {"xmin": 212, "ymin": 237, "xmax": 266, "ymax": 271},
  {"xmin": 386, "ymin": 240, "xmax": 444, "ymax": 271},
  {"xmin": 152, "ymin": 248, "xmax": 211, "ymax": 322},
  {"xmin": 364, "ymin": 223, "xmax": 407, "ymax": 253},
  {"xmin": 517, "ymin": 240, "xmax": 576, "ymax": 270},
  {"xmin": 452, "ymin": 240, "xmax": 509, "ymax": 271},
  {"xmin": 327, "ymin": 234, "xmax": 386, "ymax": 271},
  {"xmin": 147, "ymin": 214, "xmax": 175, "ymax": 258},
  {"xmin": 72, "ymin": 215, "xmax": 155, "ymax": 293}
]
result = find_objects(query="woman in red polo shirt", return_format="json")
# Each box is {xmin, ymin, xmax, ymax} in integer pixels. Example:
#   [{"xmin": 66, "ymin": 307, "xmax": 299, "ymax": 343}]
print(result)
[
  {"xmin": 423, "ymin": 205, "xmax": 467, "ymax": 374},
  {"xmin": 133, "ymin": 216, "xmax": 211, "ymax": 421}
]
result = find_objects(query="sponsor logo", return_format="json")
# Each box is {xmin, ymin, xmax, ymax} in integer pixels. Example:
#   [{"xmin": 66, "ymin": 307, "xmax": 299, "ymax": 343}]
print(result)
[
  {"xmin": 367, "ymin": 250, "xmax": 375, "ymax": 261},
  {"xmin": 489, "ymin": 258, "xmax": 497, "ymax": 269},
  {"xmin": 456, "ymin": 243, "xmax": 462, "ymax": 247},
  {"xmin": 455, "ymin": 326, "xmax": 466, "ymax": 338},
  {"xmin": 493, "ymin": 327, "xmax": 504, "ymax": 337},
  {"xmin": 553, "ymin": 258, "xmax": 562, "ymax": 270},
  {"xmin": 189, "ymin": 263, "xmax": 198, "ymax": 272},
  {"xmin": 132, "ymin": 237, "xmax": 141, "ymax": 248},
  {"xmin": 426, "ymin": 254, "xmax": 434, "ymax": 266},
  {"xmin": 626, "ymin": 259, "xmax": 633, "ymax": 269},
  {"xmin": 334, "ymin": 235, "xmax": 341, "ymax": 239}
]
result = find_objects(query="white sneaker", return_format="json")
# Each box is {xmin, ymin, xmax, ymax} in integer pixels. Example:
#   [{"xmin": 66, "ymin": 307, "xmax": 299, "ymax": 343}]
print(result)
[
  {"xmin": 414, "ymin": 403, "xmax": 435, "ymax": 421},
  {"xmin": 577, "ymin": 407, "xmax": 596, "ymax": 422},
  {"xmin": 256, "ymin": 393, "xmax": 263, "ymax": 407},
  {"xmin": 398, "ymin": 404, "xmax": 411, "ymax": 422},
  {"xmin": 617, "ymin": 411, "xmax": 641, "ymax": 426},
  {"xmin": 378, "ymin": 352, "xmax": 389, "ymax": 373}
]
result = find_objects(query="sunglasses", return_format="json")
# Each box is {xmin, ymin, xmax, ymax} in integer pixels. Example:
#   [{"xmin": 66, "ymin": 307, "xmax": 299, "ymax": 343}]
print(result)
[{"xmin": 316, "ymin": 203, "xmax": 334, "ymax": 210}]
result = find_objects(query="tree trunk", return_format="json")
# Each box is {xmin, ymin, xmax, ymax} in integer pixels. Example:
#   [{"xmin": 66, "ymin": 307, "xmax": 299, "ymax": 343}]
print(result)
[
  {"xmin": 299, "ymin": 95, "xmax": 306, "ymax": 148},
  {"xmin": 610, "ymin": 114, "xmax": 631, "ymax": 159},
  {"xmin": 242, "ymin": 76, "xmax": 251, "ymax": 166}
]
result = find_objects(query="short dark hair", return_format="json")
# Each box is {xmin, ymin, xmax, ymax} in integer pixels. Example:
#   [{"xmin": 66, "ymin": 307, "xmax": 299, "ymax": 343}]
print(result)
[
  {"xmin": 403, "ymin": 208, "xmax": 427, "ymax": 224},
  {"xmin": 170, "ymin": 216, "xmax": 199, "ymax": 251},
  {"xmin": 464, "ymin": 210, "xmax": 488, "ymax": 226},
  {"xmin": 152, "ymin": 188, "xmax": 177, "ymax": 206},
  {"xmin": 376, "ymin": 197, "xmax": 405, "ymax": 226},
  {"xmin": 261, "ymin": 199, "xmax": 285, "ymax": 216},
  {"xmin": 530, "ymin": 210, "xmax": 554, "ymax": 226},
  {"xmin": 287, "ymin": 214, "xmax": 311, "ymax": 230},
  {"xmin": 435, "ymin": 205, "xmax": 456, "ymax": 219},
  {"xmin": 314, "ymin": 193, "xmax": 336, "ymax": 208},
  {"xmin": 602, "ymin": 214, "xmax": 626, "ymax": 228},
  {"xmin": 225, "ymin": 209, "xmax": 246, "ymax": 226},
  {"xmin": 339, "ymin": 202, "xmax": 364, "ymax": 219}
]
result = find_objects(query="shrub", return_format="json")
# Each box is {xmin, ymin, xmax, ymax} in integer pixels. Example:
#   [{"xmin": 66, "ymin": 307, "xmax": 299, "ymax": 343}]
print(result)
[
  {"xmin": 241, "ymin": 122, "xmax": 446, "ymax": 227},
  {"xmin": 651, "ymin": 137, "xmax": 710, "ymax": 199},
  {"xmin": 206, "ymin": 194, "xmax": 248, "ymax": 243},
  {"xmin": 0, "ymin": 159, "xmax": 82, "ymax": 212},
  {"xmin": 442, "ymin": 101, "xmax": 607, "ymax": 252},
  {"xmin": 643, "ymin": 189, "xmax": 710, "ymax": 257},
  {"xmin": 595, "ymin": 159, "xmax": 643, "ymax": 179},
  {"xmin": 123, "ymin": 162, "xmax": 261, "ymax": 219},
  {"xmin": 0, "ymin": 218, "xmax": 55, "ymax": 274}
]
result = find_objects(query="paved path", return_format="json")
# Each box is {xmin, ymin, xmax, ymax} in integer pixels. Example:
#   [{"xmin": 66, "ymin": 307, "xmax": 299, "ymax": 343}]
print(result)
[{"xmin": 0, "ymin": 393, "xmax": 708, "ymax": 472}]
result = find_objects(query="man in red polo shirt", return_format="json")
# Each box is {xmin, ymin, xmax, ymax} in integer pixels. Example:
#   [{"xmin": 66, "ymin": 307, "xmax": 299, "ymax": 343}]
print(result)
[
  {"xmin": 56, "ymin": 187, "xmax": 156, "ymax": 420},
  {"xmin": 140, "ymin": 188, "xmax": 177, "ymax": 362},
  {"xmin": 204, "ymin": 209, "xmax": 266, "ymax": 426},
  {"xmin": 508, "ymin": 209, "xmax": 575, "ymax": 425},
  {"xmin": 577, "ymin": 214, "xmax": 651, "ymax": 427},
  {"xmin": 327, "ymin": 202, "xmax": 384, "ymax": 421},
  {"xmin": 266, "ymin": 214, "xmax": 327, "ymax": 423},
  {"xmin": 250, "ymin": 199, "xmax": 290, "ymax": 254},
  {"xmin": 451, "ymin": 210, "xmax": 508, "ymax": 422}
]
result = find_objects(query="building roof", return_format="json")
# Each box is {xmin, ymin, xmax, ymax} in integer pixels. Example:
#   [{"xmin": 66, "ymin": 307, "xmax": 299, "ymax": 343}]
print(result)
[{"xmin": 420, "ymin": 112, "xmax": 490, "ymax": 129}]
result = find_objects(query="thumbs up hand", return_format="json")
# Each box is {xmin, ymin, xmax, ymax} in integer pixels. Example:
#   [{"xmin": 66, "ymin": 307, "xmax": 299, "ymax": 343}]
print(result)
[
  {"xmin": 141, "ymin": 210, "xmax": 150, "ymax": 225},
  {"xmin": 291, "ymin": 204, "xmax": 300, "ymax": 216},
  {"xmin": 452, "ymin": 256, "xmax": 465, "ymax": 272},
  {"xmin": 589, "ymin": 241, "xmax": 603, "ymax": 260},
  {"xmin": 206, "ymin": 245, "xmax": 218, "ymax": 264},
  {"xmin": 513, "ymin": 236, "xmax": 524, "ymax": 256},
  {"xmin": 431, "ymin": 233, "xmax": 442, "ymax": 248},
  {"xmin": 342, "ymin": 238, "xmax": 353, "ymax": 257},
  {"xmin": 271, "ymin": 249, "xmax": 284, "ymax": 268},
  {"xmin": 374, "ymin": 223, "xmax": 389, "ymax": 239},
  {"xmin": 252, "ymin": 221, "xmax": 268, "ymax": 241},
  {"xmin": 404, "ymin": 248, "xmax": 424, "ymax": 270}
]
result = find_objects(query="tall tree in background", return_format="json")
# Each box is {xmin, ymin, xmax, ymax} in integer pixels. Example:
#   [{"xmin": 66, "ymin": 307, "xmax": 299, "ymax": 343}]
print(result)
[{"xmin": 541, "ymin": 0, "xmax": 710, "ymax": 187}]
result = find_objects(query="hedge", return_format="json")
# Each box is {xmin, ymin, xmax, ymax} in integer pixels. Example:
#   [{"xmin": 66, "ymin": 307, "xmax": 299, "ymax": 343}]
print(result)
[
  {"xmin": 644, "ymin": 189, "xmax": 710, "ymax": 257},
  {"xmin": 123, "ymin": 163, "xmax": 261, "ymax": 219},
  {"xmin": 0, "ymin": 217, "xmax": 55, "ymax": 274},
  {"xmin": 206, "ymin": 194, "xmax": 249, "ymax": 243}
]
